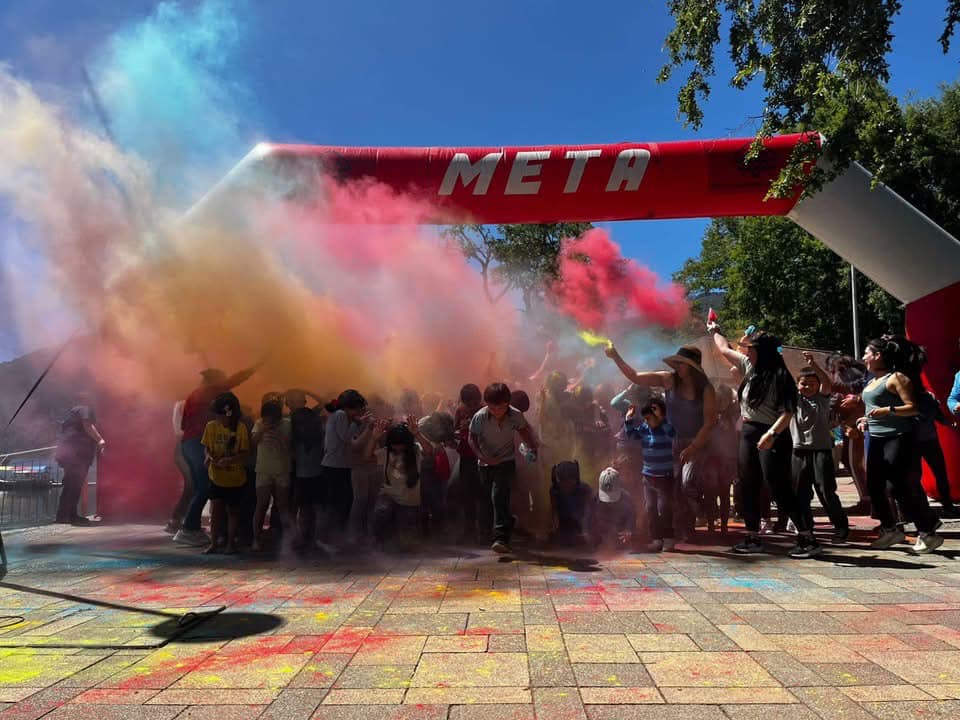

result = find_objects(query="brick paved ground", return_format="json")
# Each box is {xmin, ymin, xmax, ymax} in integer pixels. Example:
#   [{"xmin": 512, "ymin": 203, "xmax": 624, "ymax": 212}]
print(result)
[{"xmin": 1, "ymin": 492, "xmax": 959, "ymax": 720}]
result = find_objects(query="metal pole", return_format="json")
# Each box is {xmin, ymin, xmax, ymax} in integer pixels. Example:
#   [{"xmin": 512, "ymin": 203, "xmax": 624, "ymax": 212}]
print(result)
[{"xmin": 850, "ymin": 263, "xmax": 861, "ymax": 358}]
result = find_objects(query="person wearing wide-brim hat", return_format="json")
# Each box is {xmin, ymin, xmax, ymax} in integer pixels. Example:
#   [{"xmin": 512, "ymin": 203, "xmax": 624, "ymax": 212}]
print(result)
[{"xmin": 605, "ymin": 342, "xmax": 717, "ymax": 543}]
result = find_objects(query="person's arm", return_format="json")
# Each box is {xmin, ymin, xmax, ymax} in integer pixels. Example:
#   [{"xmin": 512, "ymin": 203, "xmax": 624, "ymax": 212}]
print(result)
[
  {"xmin": 680, "ymin": 383, "xmax": 717, "ymax": 464},
  {"xmin": 222, "ymin": 360, "xmax": 264, "ymax": 390},
  {"xmin": 406, "ymin": 415, "xmax": 437, "ymax": 453},
  {"xmin": 604, "ymin": 345, "xmax": 674, "ymax": 388},
  {"xmin": 517, "ymin": 424, "xmax": 539, "ymax": 452},
  {"xmin": 350, "ymin": 413, "xmax": 376, "ymax": 449},
  {"xmin": 302, "ymin": 390, "xmax": 324, "ymax": 408},
  {"xmin": 528, "ymin": 340, "xmax": 555, "ymax": 383},
  {"xmin": 949, "ymin": 371, "xmax": 960, "ymax": 417},
  {"xmin": 801, "ymin": 352, "xmax": 833, "ymax": 395},
  {"xmin": 930, "ymin": 396, "xmax": 957, "ymax": 429},
  {"xmin": 82, "ymin": 419, "xmax": 106, "ymax": 451},
  {"xmin": 610, "ymin": 385, "xmax": 633, "ymax": 414},
  {"xmin": 708, "ymin": 325, "xmax": 745, "ymax": 368},
  {"xmin": 757, "ymin": 411, "xmax": 793, "ymax": 450},
  {"xmin": 867, "ymin": 373, "xmax": 920, "ymax": 419},
  {"xmin": 79, "ymin": 407, "xmax": 105, "ymax": 451},
  {"xmin": 468, "ymin": 431, "xmax": 499, "ymax": 466},
  {"xmin": 173, "ymin": 401, "xmax": 185, "ymax": 439}
]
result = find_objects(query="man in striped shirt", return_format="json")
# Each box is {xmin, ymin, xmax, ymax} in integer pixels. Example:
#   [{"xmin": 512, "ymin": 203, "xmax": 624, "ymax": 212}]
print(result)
[{"xmin": 625, "ymin": 397, "xmax": 677, "ymax": 552}]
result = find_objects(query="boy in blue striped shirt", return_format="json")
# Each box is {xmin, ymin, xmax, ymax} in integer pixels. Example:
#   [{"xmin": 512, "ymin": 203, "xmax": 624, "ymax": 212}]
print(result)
[{"xmin": 625, "ymin": 397, "xmax": 677, "ymax": 551}]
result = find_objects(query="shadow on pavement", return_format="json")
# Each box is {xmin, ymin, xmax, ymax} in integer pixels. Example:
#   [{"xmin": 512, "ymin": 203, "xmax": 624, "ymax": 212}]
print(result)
[{"xmin": 151, "ymin": 611, "xmax": 285, "ymax": 643}]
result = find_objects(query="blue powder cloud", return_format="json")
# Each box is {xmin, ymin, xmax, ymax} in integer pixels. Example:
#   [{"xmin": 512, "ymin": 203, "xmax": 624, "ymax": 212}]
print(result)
[{"xmin": 88, "ymin": 0, "xmax": 258, "ymax": 206}]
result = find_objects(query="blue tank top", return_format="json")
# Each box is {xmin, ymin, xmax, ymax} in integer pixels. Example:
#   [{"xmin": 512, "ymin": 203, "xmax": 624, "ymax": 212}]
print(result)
[
  {"xmin": 862, "ymin": 374, "xmax": 916, "ymax": 437},
  {"xmin": 665, "ymin": 388, "xmax": 704, "ymax": 441}
]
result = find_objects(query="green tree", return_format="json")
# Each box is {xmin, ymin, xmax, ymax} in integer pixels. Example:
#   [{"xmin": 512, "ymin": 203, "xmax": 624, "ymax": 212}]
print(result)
[
  {"xmin": 445, "ymin": 223, "xmax": 592, "ymax": 313},
  {"xmin": 674, "ymin": 216, "xmax": 901, "ymax": 353},
  {"xmin": 674, "ymin": 81, "xmax": 960, "ymax": 352},
  {"xmin": 660, "ymin": 1, "xmax": 959, "ymax": 196}
]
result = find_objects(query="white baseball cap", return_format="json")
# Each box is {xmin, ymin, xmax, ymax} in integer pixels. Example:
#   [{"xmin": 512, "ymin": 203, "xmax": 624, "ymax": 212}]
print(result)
[{"xmin": 598, "ymin": 467, "xmax": 622, "ymax": 503}]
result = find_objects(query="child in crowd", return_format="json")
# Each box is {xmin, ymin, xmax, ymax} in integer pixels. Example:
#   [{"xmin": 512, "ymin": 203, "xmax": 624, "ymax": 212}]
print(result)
[
  {"xmin": 701, "ymin": 384, "xmax": 738, "ymax": 535},
  {"xmin": 536, "ymin": 372, "xmax": 576, "ymax": 540},
  {"xmin": 589, "ymin": 467, "xmax": 636, "ymax": 550},
  {"xmin": 791, "ymin": 352, "xmax": 847, "ymax": 557},
  {"xmin": 510, "ymin": 389, "xmax": 539, "ymax": 538},
  {"xmin": 251, "ymin": 398, "xmax": 293, "ymax": 551},
  {"xmin": 611, "ymin": 384, "xmax": 649, "ymax": 542},
  {"xmin": 286, "ymin": 389, "xmax": 326, "ymax": 551},
  {"xmin": 549, "ymin": 460, "xmax": 593, "ymax": 546},
  {"xmin": 453, "ymin": 383, "xmax": 486, "ymax": 543},
  {"xmin": 319, "ymin": 390, "xmax": 375, "ymax": 552},
  {"xmin": 417, "ymin": 412, "xmax": 459, "ymax": 538},
  {"xmin": 372, "ymin": 422, "xmax": 422, "ymax": 547},
  {"xmin": 201, "ymin": 392, "xmax": 250, "ymax": 554},
  {"xmin": 238, "ymin": 404, "xmax": 258, "ymax": 548},
  {"xmin": 627, "ymin": 398, "xmax": 677, "ymax": 552},
  {"xmin": 468, "ymin": 382, "xmax": 540, "ymax": 554}
]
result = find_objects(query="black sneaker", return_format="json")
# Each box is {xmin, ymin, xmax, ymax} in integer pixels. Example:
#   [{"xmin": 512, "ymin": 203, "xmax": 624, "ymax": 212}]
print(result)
[
  {"xmin": 732, "ymin": 535, "xmax": 764, "ymax": 554},
  {"xmin": 832, "ymin": 528, "xmax": 850, "ymax": 544},
  {"xmin": 788, "ymin": 538, "xmax": 823, "ymax": 559},
  {"xmin": 940, "ymin": 506, "xmax": 960, "ymax": 519}
]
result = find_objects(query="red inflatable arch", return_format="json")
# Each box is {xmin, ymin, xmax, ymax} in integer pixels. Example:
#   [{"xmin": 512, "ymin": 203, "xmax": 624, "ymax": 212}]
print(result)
[{"xmin": 98, "ymin": 133, "xmax": 960, "ymax": 518}]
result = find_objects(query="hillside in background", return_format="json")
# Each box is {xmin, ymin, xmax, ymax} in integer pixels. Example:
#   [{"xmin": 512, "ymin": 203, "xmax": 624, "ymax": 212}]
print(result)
[{"xmin": 0, "ymin": 337, "xmax": 99, "ymax": 452}]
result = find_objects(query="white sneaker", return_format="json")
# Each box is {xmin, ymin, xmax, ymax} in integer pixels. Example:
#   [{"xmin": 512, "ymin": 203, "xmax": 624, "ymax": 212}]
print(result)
[
  {"xmin": 914, "ymin": 532, "xmax": 944, "ymax": 554},
  {"xmin": 646, "ymin": 539, "xmax": 663, "ymax": 552},
  {"xmin": 173, "ymin": 529, "xmax": 210, "ymax": 547},
  {"xmin": 870, "ymin": 527, "xmax": 906, "ymax": 549},
  {"xmin": 662, "ymin": 538, "xmax": 676, "ymax": 551}
]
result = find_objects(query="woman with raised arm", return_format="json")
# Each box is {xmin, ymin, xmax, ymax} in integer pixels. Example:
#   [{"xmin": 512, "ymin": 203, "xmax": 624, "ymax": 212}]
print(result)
[
  {"xmin": 605, "ymin": 344, "xmax": 716, "ymax": 541},
  {"xmin": 857, "ymin": 336, "xmax": 943, "ymax": 553},
  {"xmin": 708, "ymin": 324, "xmax": 800, "ymax": 554}
]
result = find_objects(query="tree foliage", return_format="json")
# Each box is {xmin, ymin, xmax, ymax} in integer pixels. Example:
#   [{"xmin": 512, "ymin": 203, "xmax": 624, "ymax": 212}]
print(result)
[
  {"xmin": 673, "ymin": 81, "xmax": 960, "ymax": 352},
  {"xmin": 445, "ymin": 223, "xmax": 592, "ymax": 313},
  {"xmin": 660, "ymin": 1, "xmax": 958, "ymax": 196},
  {"xmin": 674, "ymin": 216, "xmax": 901, "ymax": 352}
]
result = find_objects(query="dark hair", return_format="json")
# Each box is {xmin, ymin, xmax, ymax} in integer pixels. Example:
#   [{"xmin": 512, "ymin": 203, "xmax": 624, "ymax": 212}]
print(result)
[
  {"xmin": 867, "ymin": 336, "xmax": 927, "ymax": 391},
  {"xmin": 640, "ymin": 397, "xmax": 666, "ymax": 417},
  {"xmin": 483, "ymin": 382, "xmax": 512, "ymax": 406},
  {"xmin": 511, "ymin": 390, "xmax": 531, "ymax": 413},
  {"xmin": 797, "ymin": 366, "xmax": 820, "ymax": 383},
  {"xmin": 384, "ymin": 423, "xmax": 419, "ymax": 488},
  {"xmin": 260, "ymin": 399, "xmax": 283, "ymax": 423},
  {"xmin": 573, "ymin": 384, "xmax": 594, "ymax": 404},
  {"xmin": 210, "ymin": 392, "xmax": 242, "ymax": 431},
  {"xmin": 460, "ymin": 383, "xmax": 482, "ymax": 407},
  {"xmin": 545, "ymin": 371, "xmax": 568, "ymax": 395},
  {"xmin": 326, "ymin": 389, "xmax": 367, "ymax": 413},
  {"xmin": 738, "ymin": 332, "xmax": 798, "ymax": 413}
]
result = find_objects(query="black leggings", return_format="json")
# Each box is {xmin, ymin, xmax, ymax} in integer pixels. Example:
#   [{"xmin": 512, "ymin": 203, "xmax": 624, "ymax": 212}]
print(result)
[
  {"xmin": 739, "ymin": 421, "xmax": 798, "ymax": 533},
  {"xmin": 867, "ymin": 432, "xmax": 938, "ymax": 533},
  {"xmin": 321, "ymin": 466, "xmax": 354, "ymax": 534}
]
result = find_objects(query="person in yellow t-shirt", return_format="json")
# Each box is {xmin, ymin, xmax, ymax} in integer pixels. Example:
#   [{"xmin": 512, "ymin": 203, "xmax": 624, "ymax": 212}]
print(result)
[{"xmin": 201, "ymin": 392, "xmax": 250, "ymax": 555}]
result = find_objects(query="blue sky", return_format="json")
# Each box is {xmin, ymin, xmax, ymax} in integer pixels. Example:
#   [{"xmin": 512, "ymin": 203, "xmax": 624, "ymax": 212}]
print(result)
[{"xmin": 1, "ymin": 0, "xmax": 958, "ymax": 360}]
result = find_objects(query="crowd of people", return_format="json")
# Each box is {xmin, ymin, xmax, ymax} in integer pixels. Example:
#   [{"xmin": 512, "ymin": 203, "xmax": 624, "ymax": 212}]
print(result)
[{"xmin": 142, "ymin": 323, "xmax": 960, "ymax": 560}]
